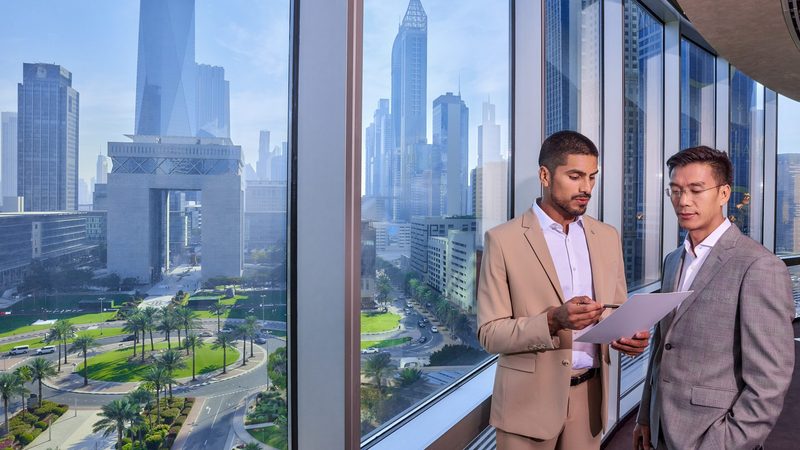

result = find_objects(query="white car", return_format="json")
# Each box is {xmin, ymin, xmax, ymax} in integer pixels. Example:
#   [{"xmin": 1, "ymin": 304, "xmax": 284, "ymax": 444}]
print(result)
[
  {"xmin": 36, "ymin": 345, "xmax": 56, "ymax": 355},
  {"xmin": 431, "ymin": 326, "xmax": 439, "ymax": 333},
  {"xmin": 361, "ymin": 347, "xmax": 379, "ymax": 354}
]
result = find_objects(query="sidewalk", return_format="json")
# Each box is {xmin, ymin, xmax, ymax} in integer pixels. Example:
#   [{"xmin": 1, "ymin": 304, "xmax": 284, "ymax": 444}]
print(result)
[
  {"xmin": 25, "ymin": 409, "xmax": 115, "ymax": 450},
  {"xmin": 231, "ymin": 393, "xmax": 276, "ymax": 450}
]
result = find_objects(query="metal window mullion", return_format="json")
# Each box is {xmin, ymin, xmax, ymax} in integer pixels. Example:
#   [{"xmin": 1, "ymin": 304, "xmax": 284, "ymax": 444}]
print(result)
[
  {"xmin": 662, "ymin": 20, "xmax": 680, "ymax": 260},
  {"xmin": 763, "ymin": 88, "xmax": 778, "ymax": 250},
  {"xmin": 602, "ymin": 0, "xmax": 624, "ymax": 428}
]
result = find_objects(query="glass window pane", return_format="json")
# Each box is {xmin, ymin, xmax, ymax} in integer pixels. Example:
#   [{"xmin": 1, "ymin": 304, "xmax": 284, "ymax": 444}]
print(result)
[
  {"xmin": 361, "ymin": 0, "xmax": 508, "ymax": 439},
  {"xmin": 678, "ymin": 38, "xmax": 715, "ymax": 245},
  {"xmin": 622, "ymin": 1, "xmax": 663, "ymax": 292},
  {"xmin": 544, "ymin": 0, "xmax": 602, "ymax": 217},
  {"xmin": 0, "ymin": 1, "xmax": 290, "ymax": 449},
  {"xmin": 776, "ymin": 95, "xmax": 800, "ymax": 255},
  {"xmin": 729, "ymin": 68, "xmax": 765, "ymax": 241}
]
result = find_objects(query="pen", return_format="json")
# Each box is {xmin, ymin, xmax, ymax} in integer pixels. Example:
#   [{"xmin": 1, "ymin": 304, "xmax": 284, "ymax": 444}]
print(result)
[{"xmin": 603, "ymin": 304, "xmax": 620, "ymax": 309}]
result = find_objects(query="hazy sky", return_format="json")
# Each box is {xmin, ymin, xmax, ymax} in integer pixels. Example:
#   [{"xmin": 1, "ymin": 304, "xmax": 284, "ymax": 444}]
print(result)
[
  {"xmin": 1, "ymin": 0, "xmax": 797, "ymax": 187},
  {"xmin": 0, "ymin": 0, "xmax": 290, "ymax": 183}
]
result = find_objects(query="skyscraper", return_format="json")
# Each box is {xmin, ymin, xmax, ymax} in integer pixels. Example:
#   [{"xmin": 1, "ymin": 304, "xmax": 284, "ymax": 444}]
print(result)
[
  {"xmin": 392, "ymin": 0, "xmax": 427, "ymax": 221},
  {"xmin": 135, "ymin": 0, "xmax": 197, "ymax": 137},
  {"xmin": 96, "ymin": 154, "xmax": 109, "ymax": 184},
  {"xmin": 477, "ymin": 100, "xmax": 501, "ymax": 165},
  {"xmin": 365, "ymin": 99, "xmax": 394, "ymax": 199},
  {"xmin": 17, "ymin": 63, "xmax": 79, "ymax": 212},
  {"xmin": 1, "ymin": 112, "xmax": 18, "ymax": 204},
  {"xmin": 432, "ymin": 92, "xmax": 469, "ymax": 216},
  {"xmin": 257, "ymin": 130, "xmax": 271, "ymax": 180},
  {"xmin": 196, "ymin": 63, "xmax": 230, "ymax": 138}
]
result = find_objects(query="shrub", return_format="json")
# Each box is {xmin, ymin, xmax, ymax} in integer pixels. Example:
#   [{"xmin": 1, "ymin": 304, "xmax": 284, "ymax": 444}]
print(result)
[
  {"xmin": 122, "ymin": 437, "xmax": 132, "ymax": 445},
  {"xmin": 17, "ymin": 432, "xmax": 35, "ymax": 445},
  {"xmin": 169, "ymin": 426, "xmax": 180, "ymax": 435},
  {"xmin": 35, "ymin": 420, "xmax": 48, "ymax": 429},
  {"xmin": 174, "ymin": 415, "xmax": 186, "ymax": 426},
  {"xmin": 153, "ymin": 424, "xmax": 170, "ymax": 435},
  {"xmin": 145, "ymin": 434, "xmax": 162, "ymax": 450},
  {"xmin": 181, "ymin": 406, "xmax": 192, "ymax": 415},
  {"xmin": 160, "ymin": 407, "xmax": 181, "ymax": 422},
  {"xmin": 122, "ymin": 444, "xmax": 133, "ymax": 450}
]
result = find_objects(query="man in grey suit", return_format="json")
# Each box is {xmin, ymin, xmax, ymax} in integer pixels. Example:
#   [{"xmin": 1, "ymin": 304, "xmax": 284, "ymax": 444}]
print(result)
[{"xmin": 633, "ymin": 146, "xmax": 795, "ymax": 450}]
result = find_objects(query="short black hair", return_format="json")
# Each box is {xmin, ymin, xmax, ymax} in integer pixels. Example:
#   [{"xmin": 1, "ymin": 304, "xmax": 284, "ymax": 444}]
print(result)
[
  {"xmin": 538, "ymin": 130, "xmax": 599, "ymax": 173},
  {"xmin": 666, "ymin": 146, "xmax": 733, "ymax": 186}
]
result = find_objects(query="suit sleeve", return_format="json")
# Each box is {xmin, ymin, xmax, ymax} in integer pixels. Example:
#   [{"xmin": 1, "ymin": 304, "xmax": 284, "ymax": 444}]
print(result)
[
  {"xmin": 637, "ymin": 252, "xmax": 669, "ymax": 427},
  {"xmin": 477, "ymin": 230, "xmax": 559, "ymax": 355},
  {"xmin": 699, "ymin": 255, "xmax": 795, "ymax": 449}
]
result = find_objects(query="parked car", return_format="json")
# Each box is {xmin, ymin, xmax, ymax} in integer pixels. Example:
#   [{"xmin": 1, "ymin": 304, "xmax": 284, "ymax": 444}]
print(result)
[
  {"xmin": 36, "ymin": 345, "xmax": 56, "ymax": 355},
  {"xmin": 418, "ymin": 322, "xmax": 426, "ymax": 328},
  {"xmin": 431, "ymin": 326, "xmax": 439, "ymax": 333},
  {"xmin": 361, "ymin": 347, "xmax": 379, "ymax": 354},
  {"xmin": 121, "ymin": 334, "xmax": 136, "ymax": 342},
  {"xmin": 417, "ymin": 336, "xmax": 428, "ymax": 344},
  {"xmin": 421, "ymin": 317, "xmax": 429, "ymax": 323},
  {"xmin": 255, "ymin": 337, "xmax": 268, "ymax": 344},
  {"xmin": 198, "ymin": 330, "xmax": 213, "ymax": 337},
  {"xmin": 220, "ymin": 327, "xmax": 232, "ymax": 333}
]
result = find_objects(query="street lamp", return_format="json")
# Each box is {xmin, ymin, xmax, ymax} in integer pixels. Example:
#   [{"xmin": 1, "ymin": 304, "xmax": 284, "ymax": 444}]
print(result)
[
  {"xmin": 265, "ymin": 330, "xmax": 270, "ymax": 390},
  {"xmin": 260, "ymin": 294, "xmax": 266, "ymax": 323},
  {"xmin": 98, "ymin": 297, "xmax": 106, "ymax": 335}
]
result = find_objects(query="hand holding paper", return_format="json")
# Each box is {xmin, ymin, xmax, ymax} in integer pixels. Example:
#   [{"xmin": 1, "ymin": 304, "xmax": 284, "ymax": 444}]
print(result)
[{"xmin": 574, "ymin": 291, "xmax": 693, "ymax": 344}]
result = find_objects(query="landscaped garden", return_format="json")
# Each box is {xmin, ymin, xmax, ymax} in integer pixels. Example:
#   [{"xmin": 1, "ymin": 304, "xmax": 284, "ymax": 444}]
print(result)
[
  {"xmin": 187, "ymin": 289, "xmax": 286, "ymax": 321},
  {"xmin": 0, "ymin": 312, "xmax": 119, "ymax": 338},
  {"xmin": 0, "ymin": 400, "xmax": 68, "ymax": 449},
  {"xmin": 360, "ymin": 312, "xmax": 401, "ymax": 333},
  {"xmin": 247, "ymin": 424, "xmax": 287, "ymax": 450},
  {"xmin": 360, "ymin": 337, "xmax": 411, "ymax": 350},
  {"xmin": 77, "ymin": 341, "xmax": 240, "ymax": 382}
]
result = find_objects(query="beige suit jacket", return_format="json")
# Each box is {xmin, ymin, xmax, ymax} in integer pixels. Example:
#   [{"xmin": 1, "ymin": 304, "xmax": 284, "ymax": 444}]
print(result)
[{"xmin": 477, "ymin": 208, "xmax": 627, "ymax": 440}]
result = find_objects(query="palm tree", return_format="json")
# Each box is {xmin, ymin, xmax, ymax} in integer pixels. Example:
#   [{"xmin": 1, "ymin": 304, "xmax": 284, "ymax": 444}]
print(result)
[
  {"xmin": 93, "ymin": 398, "xmax": 140, "ymax": 449},
  {"xmin": 158, "ymin": 307, "xmax": 180, "ymax": 349},
  {"xmin": 156, "ymin": 349, "xmax": 185, "ymax": 398},
  {"xmin": 123, "ymin": 311, "xmax": 142, "ymax": 358},
  {"xmin": 49, "ymin": 319, "xmax": 76, "ymax": 370},
  {"xmin": 244, "ymin": 315, "xmax": 258, "ymax": 358},
  {"xmin": 45, "ymin": 326, "xmax": 64, "ymax": 372},
  {"xmin": 0, "ymin": 372, "xmax": 24, "ymax": 434},
  {"xmin": 183, "ymin": 333, "xmax": 206, "ymax": 381},
  {"xmin": 71, "ymin": 334, "xmax": 97, "ymax": 386},
  {"xmin": 12, "ymin": 366, "xmax": 31, "ymax": 412},
  {"xmin": 363, "ymin": 353, "xmax": 394, "ymax": 394},
  {"xmin": 129, "ymin": 312, "xmax": 149, "ymax": 362},
  {"xmin": 126, "ymin": 387, "xmax": 153, "ymax": 428},
  {"xmin": 212, "ymin": 333, "xmax": 236, "ymax": 374},
  {"xmin": 209, "ymin": 302, "xmax": 225, "ymax": 333},
  {"xmin": 142, "ymin": 366, "xmax": 173, "ymax": 424},
  {"xmin": 141, "ymin": 307, "xmax": 159, "ymax": 351},
  {"xmin": 236, "ymin": 325, "xmax": 249, "ymax": 366},
  {"xmin": 175, "ymin": 306, "xmax": 199, "ymax": 356},
  {"xmin": 26, "ymin": 357, "xmax": 57, "ymax": 407}
]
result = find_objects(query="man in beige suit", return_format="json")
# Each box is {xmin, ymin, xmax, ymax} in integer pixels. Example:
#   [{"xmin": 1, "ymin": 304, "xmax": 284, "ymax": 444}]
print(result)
[{"xmin": 478, "ymin": 130, "xmax": 650, "ymax": 450}]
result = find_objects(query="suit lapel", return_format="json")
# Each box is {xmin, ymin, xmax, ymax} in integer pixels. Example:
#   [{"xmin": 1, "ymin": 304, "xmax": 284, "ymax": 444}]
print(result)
[
  {"xmin": 522, "ymin": 209, "xmax": 566, "ymax": 304},
  {"xmin": 659, "ymin": 249, "xmax": 683, "ymax": 335},
  {"xmin": 583, "ymin": 217, "xmax": 606, "ymax": 303},
  {"xmin": 669, "ymin": 226, "xmax": 740, "ymax": 327}
]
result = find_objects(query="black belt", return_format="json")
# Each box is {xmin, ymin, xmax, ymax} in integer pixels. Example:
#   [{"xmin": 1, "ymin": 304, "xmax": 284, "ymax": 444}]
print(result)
[{"xmin": 570, "ymin": 368, "xmax": 598, "ymax": 386}]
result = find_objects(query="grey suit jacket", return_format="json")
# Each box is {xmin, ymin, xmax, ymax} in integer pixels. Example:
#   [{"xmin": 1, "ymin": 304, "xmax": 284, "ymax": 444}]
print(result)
[{"xmin": 637, "ymin": 225, "xmax": 794, "ymax": 449}]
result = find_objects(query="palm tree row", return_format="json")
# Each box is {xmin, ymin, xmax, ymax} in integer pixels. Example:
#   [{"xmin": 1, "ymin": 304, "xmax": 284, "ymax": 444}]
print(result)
[
  {"xmin": 0, "ymin": 356, "xmax": 58, "ymax": 434},
  {"xmin": 122, "ymin": 305, "xmax": 199, "ymax": 360}
]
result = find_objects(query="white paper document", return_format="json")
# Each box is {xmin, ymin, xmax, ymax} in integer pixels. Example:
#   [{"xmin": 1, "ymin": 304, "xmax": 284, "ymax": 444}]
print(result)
[{"xmin": 574, "ymin": 291, "xmax": 693, "ymax": 344}]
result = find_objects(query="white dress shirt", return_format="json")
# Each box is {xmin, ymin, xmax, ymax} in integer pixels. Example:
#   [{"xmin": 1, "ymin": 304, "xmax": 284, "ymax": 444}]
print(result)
[
  {"xmin": 677, "ymin": 218, "xmax": 732, "ymax": 292},
  {"xmin": 533, "ymin": 202, "xmax": 598, "ymax": 370}
]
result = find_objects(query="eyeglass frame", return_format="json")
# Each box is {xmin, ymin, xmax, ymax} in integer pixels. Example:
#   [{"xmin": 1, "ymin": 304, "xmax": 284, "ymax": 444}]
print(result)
[{"xmin": 664, "ymin": 183, "xmax": 727, "ymax": 200}]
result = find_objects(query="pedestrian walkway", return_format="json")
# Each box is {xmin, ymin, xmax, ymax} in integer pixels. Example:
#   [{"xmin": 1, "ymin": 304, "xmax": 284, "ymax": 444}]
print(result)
[{"xmin": 25, "ymin": 409, "xmax": 115, "ymax": 450}]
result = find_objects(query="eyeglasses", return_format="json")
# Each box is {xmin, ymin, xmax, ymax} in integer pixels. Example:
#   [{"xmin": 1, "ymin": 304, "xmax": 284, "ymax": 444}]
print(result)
[{"xmin": 664, "ymin": 184, "xmax": 725, "ymax": 200}]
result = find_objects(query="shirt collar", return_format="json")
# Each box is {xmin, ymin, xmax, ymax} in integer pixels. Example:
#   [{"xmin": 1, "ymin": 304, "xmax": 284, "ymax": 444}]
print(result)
[
  {"xmin": 683, "ymin": 218, "xmax": 731, "ymax": 257},
  {"xmin": 532, "ymin": 199, "xmax": 584, "ymax": 233}
]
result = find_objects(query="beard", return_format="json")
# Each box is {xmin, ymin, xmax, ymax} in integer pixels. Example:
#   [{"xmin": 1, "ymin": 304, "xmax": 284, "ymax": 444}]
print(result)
[{"xmin": 553, "ymin": 194, "xmax": 591, "ymax": 218}]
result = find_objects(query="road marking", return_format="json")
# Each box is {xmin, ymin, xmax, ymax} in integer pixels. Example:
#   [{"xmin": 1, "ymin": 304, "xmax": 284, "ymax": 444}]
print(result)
[{"xmin": 211, "ymin": 397, "xmax": 223, "ymax": 428}]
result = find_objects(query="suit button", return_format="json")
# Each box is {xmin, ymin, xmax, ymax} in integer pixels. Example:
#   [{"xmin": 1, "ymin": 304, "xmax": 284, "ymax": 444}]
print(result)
[
  {"xmin": 665, "ymin": 343, "xmax": 673, "ymax": 350},
  {"xmin": 561, "ymin": 360, "xmax": 569, "ymax": 367}
]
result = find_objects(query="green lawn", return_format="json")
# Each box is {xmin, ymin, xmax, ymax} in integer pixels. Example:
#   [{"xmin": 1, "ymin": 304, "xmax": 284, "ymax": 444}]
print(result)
[
  {"xmin": 0, "ymin": 312, "xmax": 118, "ymax": 338},
  {"xmin": 360, "ymin": 312, "xmax": 401, "ymax": 333},
  {"xmin": 0, "ymin": 327, "xmax": 125, "ymax": 353},
  {"xmin": 248, "ymin": 425, "xmax": 287, "ymax": 450},
  {"xmin": 77, "ymin": 340, "xmax": 240, "ymax": 382},
  {"xmin": 360, "ymin": 336, "xmax": 411, "ymax": 350}
]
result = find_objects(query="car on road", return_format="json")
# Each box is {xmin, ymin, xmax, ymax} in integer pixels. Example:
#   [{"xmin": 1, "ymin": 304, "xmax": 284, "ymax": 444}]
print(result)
[
  {"xmin": 8, "ymin": 345, "xmax": 29, "ymax": 355},
  {"xmin": 421, "ymin": 317, "xmax": 429, "ymax": 323},
  {"xmin": 361, "ymin": 347, "xmax": 379, "ymax": 354},
  {"xmin": 431, "ymin": 326, "xmax": 439, "ymax": 333},
  {"xmin": 198, "ymin": 330, "xmax": 213, "ymax": 337},
  {"xmin": 417, "ymin": 336, "xmax": 428, "ymax": 344},
  {"xmin": 255, "ymin": 337, "xmax": 268, "ymax": 344},
  {"xmin": 36, "ymin": 345, "xmax": 56, "ymax": 355},
  {"xmin": 418, "ymin": 322, "xmax": 426, "ymax": 328},
  {"xmin": 220, "ymin": 327, "xmax": 232, "ymax": 333},
  {"xmin": 121, "ymin": 334, "xmax": 136, "ymax": 342}
]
